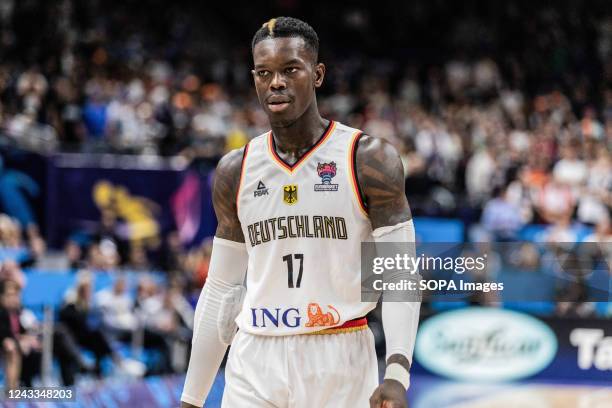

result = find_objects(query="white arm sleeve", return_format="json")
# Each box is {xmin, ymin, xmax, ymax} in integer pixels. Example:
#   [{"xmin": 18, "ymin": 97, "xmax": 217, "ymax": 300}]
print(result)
[
  {"xmin": 373, "ymin": 220, "xmax": 421, "ymax": 366},
  {"xmin": 181, "ymin": 237, "xmax": 248, "ymax": 407}
]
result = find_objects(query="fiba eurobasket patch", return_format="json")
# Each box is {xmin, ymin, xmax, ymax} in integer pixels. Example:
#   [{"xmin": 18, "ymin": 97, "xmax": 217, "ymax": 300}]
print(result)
[{"xmin": 314, "ymin": 161, "xmax": 339, "ymax": 191}]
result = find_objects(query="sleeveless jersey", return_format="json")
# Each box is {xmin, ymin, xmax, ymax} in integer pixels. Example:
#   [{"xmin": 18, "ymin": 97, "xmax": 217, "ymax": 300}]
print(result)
[{"xmin": 236, "ymin": 120, "xmax": 377, "ymax": 336}]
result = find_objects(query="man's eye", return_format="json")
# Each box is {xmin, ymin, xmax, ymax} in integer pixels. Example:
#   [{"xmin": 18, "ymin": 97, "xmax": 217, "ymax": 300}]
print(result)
[
  {"xmin": 285, "ymin": 67, "xmax": 298, "ymax": 74},
  {"xmin": 257, "ymin": 71, "xmax": 269, "ymax": 77}
]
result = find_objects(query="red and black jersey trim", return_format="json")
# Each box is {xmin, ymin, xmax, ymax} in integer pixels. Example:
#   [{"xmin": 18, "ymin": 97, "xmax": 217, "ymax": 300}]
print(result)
[
  {"xmin": 350, "ymin": 131, "xmax": 368, "ymax": 213},
  {"xmin": 235, "ymin": 143, "xmax": 250, "ymax": 212},
  {"xmin": 268, "ymin": 120, "xmax": 335, "ymax": 172}
]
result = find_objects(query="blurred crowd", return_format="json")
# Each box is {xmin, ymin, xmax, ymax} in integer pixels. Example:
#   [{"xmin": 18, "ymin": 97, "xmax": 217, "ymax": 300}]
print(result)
[
  {"xmin": 0, "ymin": 0, "xmax": 610, "ymax": 388},
  {"xmin": 0, "ymin": 208, "xmax": 208, "ymax": 387},
  {"xmin": 0, "ymin": 270, "xmax": 196, "ymax": 388},
  {"xmin": 0, "ymin": 1, "xmax": 610, "ymax": 230}
]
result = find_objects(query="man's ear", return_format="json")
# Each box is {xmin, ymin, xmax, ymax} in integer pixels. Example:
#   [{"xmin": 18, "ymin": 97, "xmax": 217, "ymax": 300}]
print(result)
[{"xmin": 314, "ymin": 63, "xmax": 326, "ymax": 88}]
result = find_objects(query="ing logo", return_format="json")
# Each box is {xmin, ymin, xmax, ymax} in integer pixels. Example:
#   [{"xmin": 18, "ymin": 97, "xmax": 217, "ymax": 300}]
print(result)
[{"xmin": 305, "ymin": 303, "xmax": 340, "ymax": 327}]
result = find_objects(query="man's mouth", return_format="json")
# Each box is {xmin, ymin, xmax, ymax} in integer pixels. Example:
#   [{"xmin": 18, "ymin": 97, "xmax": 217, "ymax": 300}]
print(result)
[{"xmin": 267, "ymin": 100, "xmax": 291, "ymax": 113}]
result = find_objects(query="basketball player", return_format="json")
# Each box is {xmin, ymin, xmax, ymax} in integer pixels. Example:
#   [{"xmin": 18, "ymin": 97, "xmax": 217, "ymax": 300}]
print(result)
[{"xmin": 181, "ymin": 17, "xmax": 420, "ymax": 408}]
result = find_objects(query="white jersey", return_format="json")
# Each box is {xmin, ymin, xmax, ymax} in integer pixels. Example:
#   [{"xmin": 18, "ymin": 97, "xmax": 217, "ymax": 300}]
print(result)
[{"xmin": 236, "ymin": 120, "xmax": 376, "ymax": 336}]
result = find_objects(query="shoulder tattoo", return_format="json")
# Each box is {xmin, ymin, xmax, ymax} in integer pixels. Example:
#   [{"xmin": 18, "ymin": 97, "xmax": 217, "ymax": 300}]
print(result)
[
  {"xmin": 355, "ymin": 135, "xmax": 412, "ymax": 229},
  {"xmin": 212, "ymin": 147, "xmax": 246, "ymax": 242}
]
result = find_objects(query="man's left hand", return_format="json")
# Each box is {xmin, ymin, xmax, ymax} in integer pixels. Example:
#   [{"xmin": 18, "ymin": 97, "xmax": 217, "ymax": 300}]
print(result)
[{"xmin": 369, "ymin": 379, "xmax": 408, "ymax": 408}]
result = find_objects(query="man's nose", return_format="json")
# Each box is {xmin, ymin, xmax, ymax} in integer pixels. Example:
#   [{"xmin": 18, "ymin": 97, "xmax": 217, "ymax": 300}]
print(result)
[{"xmin": 270, "ymin": 72, "xmax": 287, "ymax": 89}]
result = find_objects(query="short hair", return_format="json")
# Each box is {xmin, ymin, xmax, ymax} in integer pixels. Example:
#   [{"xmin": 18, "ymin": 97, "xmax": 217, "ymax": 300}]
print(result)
[{"xmin": 252, "ymin": 17, "xmax": 319, "ymax": 60}]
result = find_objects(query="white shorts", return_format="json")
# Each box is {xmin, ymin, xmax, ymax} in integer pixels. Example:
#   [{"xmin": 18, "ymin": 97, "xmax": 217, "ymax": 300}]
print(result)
[{"xmin": 221, "ymin": 327, "xmax": 379, "ymax": 408}]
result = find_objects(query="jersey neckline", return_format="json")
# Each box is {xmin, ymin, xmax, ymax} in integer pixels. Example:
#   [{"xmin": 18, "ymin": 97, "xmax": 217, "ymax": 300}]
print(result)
[{"xmin": 267, "ymin": 120, "xmax": 336, "ymax": 174}]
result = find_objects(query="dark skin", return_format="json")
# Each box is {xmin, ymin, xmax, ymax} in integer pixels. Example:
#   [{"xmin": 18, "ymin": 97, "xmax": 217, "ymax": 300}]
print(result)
[{"xmin": 182, "ymin": 36, "xmax": 412, "ymax": 408}]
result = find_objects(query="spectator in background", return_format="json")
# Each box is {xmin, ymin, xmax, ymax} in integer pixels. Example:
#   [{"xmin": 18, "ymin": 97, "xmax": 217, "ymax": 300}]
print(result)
[
  {"xmin": 521, "ymin": 154, "xmax": 551, "ymax": 192},
  {"xmin": 59, "ymin": 272, "xmax": 111, "ymax": 377},
  {"xmin": 473, "ymin": 57, "xmax": 501, "ymax": 99},
  {"xmin": 59, "ymin": 272, "xmax": 143, "ymax": 378},
  {"xmin": 0, "ymin": 260, "xmax": 26, "ymax": 289},
  {"xmin": 585, "ymin": 215, "xmax": 612, "ymax": 246},
  {"xmin": 402, "ymin": 138, "xmax": 432, "ymax": 214},
  {"xmin": 0, "ymin": 156, "xmax": 45, "ymax": 258},
  {"xmin": 126, "ymin": 244, "xmax": 151, "ymax": 271},
  {"xmin": 166, "ymin": 278, "xmax": 194, "ymax": 337},
  {"xmin": 163, "ymin": 278, "xmax": 194, "ymax": 371},
  {"xmin": 465, "ymin": 140, "xmax": 499, "ymax": 206},
  {"xmin": 584, "ymin": 215, "xmax": 612, "ymax": 272},
  {"xmin": 134, "ymin": 275, "xmax": 158, "ymax": 311},
  {"xmin": 133, "ymin": 275, "xmax": 173, "ymax": 374},
  {"xmin": 86, "ymin": 239, "xmax": 120, "ymax": 272},
  {"xmin": 555, "ymin": 281, "xmax": 596, "ymax": 318},
  {"xmin": 64, "ymin": 238, "xmax": 85, "ymax": 270},
  {"xmin": 81, "ymin": 81, "xmax": 109, "ymax": 151},
  {"xmin": 479, "ymin": 185, "xmax": 525, "ymax": 241},
  {"xmin": 553, "ymin": 139, "xmax": 588, "ymax": 190},
  {"xmin": 95, "ymin": 275, "xmax": 137, "ymax": 338},
  {"xmin": 505, "ymin": 168, "xmax": 535, "ymax": 224},
  {"xmin": 535, "ymin": 179, "xmax": 576, "ymax": 224},
  {"xmin": 399, "ymin": 138, "xmax": 426, "ymax": 180},
  {"xmin": 94, "ymin": 208, "xmax": 129, "ymax": 265},
  {"xmin": 160, "ymin": 231, "xmax": 186, "ymax": 277},
  {"xmin": 95, "ymin": 275, "xmax": 180, "ymax": 375},
  {"xmin": 542, "ymin": 212, "xmax": 580, "ymax": 244},
  {"xmin": 184, "ymin": 239, "xmax": 212, "ymax": 288},
  {"xmin": 16, "ymin": 67, "xmax": 48, "ymax": 114},
  {"xmin": 0, "ymin": 278, "xmax": 95, "ymax": 387},
  {"xmin": 0, "ymin": 215, "xmax": 41, "ymax": 267},
  {"xmin": 0, "ymin": 279, "xmax": 43, "ymax": 387},
  {"xmin": 0, "ymin": 279, "xmax": 24, "ymax": 389},
  {"xmin": 51, "ymin": 76, "xmax": 87, "ymax": 151},
  {"xmin": 138, "ymin": 277, "xmax": 193, "ymax": 372},
  {"xmin": 578, "ymin": 143, "xmax": 611, "ymax": 225},
  {"xmin": 0, "ymin": 215, "xmax": 22, "ymax": 249}
]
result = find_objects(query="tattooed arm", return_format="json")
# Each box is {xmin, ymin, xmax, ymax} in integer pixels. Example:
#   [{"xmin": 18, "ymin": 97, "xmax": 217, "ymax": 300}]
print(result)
[
  {"xmin": 180, "ymin": 147, "xmax": 246, "ymax": 408},
  {"xmin": 213, "ymin": 147, "xmax": 246, "ymax": 242},
  {"xmin": 355, "ymin": 135, "xmax": 412, "ymax": 229},
  {"xmin": 356, "ymin": 135, "xmax": 415, "ymax": 408}
]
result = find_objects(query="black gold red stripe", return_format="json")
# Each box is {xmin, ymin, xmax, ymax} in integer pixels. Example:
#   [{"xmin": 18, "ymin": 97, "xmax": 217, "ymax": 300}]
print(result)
[
  {"xmin": 268, "ymin": 120, "xmax": 336, "ymax": 173},
  {"xmin": 235, "ymin": 143, "xmax": 249, "ymax": 212},
  {"xmin": 349, "ymin": 131, "xmax": 368, "ymax": 215},
  {"xmin": 306, "ymin": 317, "xmax": 368, "ymax": 335}
]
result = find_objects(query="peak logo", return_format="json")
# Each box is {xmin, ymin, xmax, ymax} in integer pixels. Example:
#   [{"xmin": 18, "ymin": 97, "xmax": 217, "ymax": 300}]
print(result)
[{"xmin": 254, "ymin": 180, "xmax": 269, "ymax": 197}]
